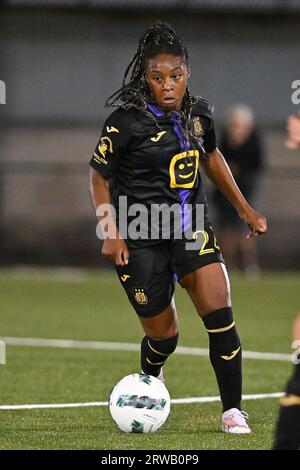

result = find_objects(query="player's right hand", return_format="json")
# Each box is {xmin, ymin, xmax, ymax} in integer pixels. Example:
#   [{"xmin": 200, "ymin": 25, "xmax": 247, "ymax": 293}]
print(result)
[
  {"xmin": 101, "ymin": 237, "xmax": 129, "ymax": 266},
  {"xmin": 240, "ymin": 207, "xmax": 267, "ymax": 238}
]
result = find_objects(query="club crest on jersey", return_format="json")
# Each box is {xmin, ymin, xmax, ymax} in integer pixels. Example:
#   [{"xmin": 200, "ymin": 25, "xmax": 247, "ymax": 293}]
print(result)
[
  {"xmin": 191, "ymin": 116, "xmax": 203, "ymax": 136},
  {"xmin": 133, "ymin": 288, "xmax": 148, "ymax": 305},
  {"xmin": 169, "ymin": 150, "xmax": 199, "ymax": 189},
  {"xmin": 98, "ymin": 136, "xmax": 113, "ymax": 158}
]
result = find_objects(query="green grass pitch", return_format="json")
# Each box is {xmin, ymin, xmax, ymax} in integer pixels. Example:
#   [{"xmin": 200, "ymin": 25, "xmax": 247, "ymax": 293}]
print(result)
[{"xmin": 0, "ymin": 269, "xmax": 299, "ymax": 450}]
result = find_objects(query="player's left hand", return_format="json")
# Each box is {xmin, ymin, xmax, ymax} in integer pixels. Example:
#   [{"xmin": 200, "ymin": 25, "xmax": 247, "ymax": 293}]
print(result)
[{"xmin": 241, "ymin": 208, "xmax": 267, "ymax": 238}]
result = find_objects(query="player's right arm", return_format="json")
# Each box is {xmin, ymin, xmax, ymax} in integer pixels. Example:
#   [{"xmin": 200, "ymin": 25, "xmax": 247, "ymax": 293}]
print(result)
[
  {"xmin": 89, "ymin": 168, "xmax": 129, "ymax": 266},
  {"xmin": 89, "ymin": 109, "xmax": 130, "ymax": 266}
]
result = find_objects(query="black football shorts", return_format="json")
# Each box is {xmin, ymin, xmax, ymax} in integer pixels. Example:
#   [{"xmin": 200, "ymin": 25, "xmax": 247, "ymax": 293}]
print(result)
[{"xmin": 115, "ymin": 224, "xmax": 224, "ymax": 317}]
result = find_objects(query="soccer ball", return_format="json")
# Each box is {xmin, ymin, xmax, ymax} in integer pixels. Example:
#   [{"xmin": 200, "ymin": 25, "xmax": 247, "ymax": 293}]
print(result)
[{"xmin": 109, "ymin": 373, "xmax": 171, "ymax": 433}]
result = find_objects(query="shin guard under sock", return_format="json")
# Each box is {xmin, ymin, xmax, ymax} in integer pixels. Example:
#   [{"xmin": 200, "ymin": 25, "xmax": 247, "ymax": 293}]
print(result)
[
  {"xmin": 141, "ymin": 333, "xmax": 179, "ymax": 377},
  {"xmin": 202, "ymin": 307, "xmax": 242, "ymax": 412}
]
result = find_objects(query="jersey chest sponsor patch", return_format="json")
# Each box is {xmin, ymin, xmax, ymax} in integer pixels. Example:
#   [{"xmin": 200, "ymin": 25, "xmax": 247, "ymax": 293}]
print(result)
[{"xmin": 169, "ymin": 150, "xmax": 200, "ymax": 189}]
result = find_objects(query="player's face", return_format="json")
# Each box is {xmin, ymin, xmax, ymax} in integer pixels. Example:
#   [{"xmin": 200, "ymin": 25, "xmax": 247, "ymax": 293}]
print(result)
[{"xmin": 145, "ymin": 54, "xmax": 190, "ymax": 112}]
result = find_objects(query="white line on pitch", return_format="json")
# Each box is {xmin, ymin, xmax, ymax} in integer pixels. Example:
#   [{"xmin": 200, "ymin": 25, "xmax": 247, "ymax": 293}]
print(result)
[
  {"xmin": 0, "ymin": 266, "xmax": 91, "ymax": 283},
  {"xmin": 171, "ymin": 392, "xmax": 283, "ymax": 404},
  {"xmin": 0, "ymin": 337, "xmax": 291, "ymax": 362},
  {"xmin": 0, "ymin": 392, "xmax": 283, "ymax": 411}
]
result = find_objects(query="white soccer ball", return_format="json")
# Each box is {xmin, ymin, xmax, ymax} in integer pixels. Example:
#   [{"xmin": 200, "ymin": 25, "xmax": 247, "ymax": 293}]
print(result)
[{"xmin": 109, "ymin": 373, "xmax": 171, "ymax": 433}]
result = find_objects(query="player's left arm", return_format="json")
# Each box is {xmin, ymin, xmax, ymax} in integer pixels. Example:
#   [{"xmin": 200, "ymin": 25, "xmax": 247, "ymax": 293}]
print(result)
[{"xmin": 203, "ymin": 148, "xmax": 267, "ymax": 238}]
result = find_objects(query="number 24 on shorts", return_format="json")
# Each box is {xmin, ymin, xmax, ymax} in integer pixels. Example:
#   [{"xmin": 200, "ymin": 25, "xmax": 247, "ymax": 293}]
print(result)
[{"xmin": 193, "ymin": 229, "xmax": 220, "ymax": 256}]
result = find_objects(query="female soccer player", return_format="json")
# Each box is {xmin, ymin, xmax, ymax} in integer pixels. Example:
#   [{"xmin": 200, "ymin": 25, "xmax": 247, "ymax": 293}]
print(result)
[
  {"xmin": 273, "ymin": 315, "xmax": 300, "ymax": 449},
  {"xmin": 89, "ymin": 22, "xmax": 267, "ymax": 434},
  {"xmin": 273, "ymin": 116, "xmax": 300, "ymax": 449}
]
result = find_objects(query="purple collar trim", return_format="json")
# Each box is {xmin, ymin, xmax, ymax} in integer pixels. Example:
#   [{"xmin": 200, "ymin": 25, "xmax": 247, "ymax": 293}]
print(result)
[
  {"xmin": 147, "ymin": 103, "xmax": 165, "ymax": 117},
  {"xmin": 147, "ymin": 103, "xmax": 181, "ymax": 120}
]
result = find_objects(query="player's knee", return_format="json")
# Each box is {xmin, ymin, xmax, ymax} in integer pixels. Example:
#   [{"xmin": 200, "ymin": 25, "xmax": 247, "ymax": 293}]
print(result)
[
  {"xmin": 198, "ymin": 282, "xmax": 231, "ymax": 316},
  {"xmin": 147, "ymin": 322, "xmax": 179, "ymax": 341},
  {"xmin": 202, "ymin": 285, "xmax": 231, "ymax": 317},
  {"xmin": 147, "ymin": 332, "xmax": 179, "ymax": 356},
  {"xmin": 165, "ymin": 322, "xmax": 179, "ymax": 340},
  {"xmin": 203, "ymin": 305, "xmax": 233, "ymax": 322},
  {"xmin": 141, "ymin": 302, "xmax": 179, "ymax": 339},
  {"xmin": 198, "ymin": 300, "xmax": 230, "ymax": 317}
]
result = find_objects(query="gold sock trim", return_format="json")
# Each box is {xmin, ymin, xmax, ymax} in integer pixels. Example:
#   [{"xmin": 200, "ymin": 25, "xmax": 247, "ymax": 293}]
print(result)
[
  {"xmin": 146, "ymin": 357, "xmax": 165, "ymax": 366},
  {"xmin": 147, "ymin": 340, "xmax": 170, "ymax": 356},
  {"xmin": 206, "ymin": 321, "xmax": 235, "ymax": 333}
]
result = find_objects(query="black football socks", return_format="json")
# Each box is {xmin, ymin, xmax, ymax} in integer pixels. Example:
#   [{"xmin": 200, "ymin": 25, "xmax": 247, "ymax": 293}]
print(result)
[
  {"xmin": 141, "ymin": 333, "xmax": 179, "ymax": 377},
  {"xmin": 203, "ymin": 307, "xmax": 242, "ymax": 412},
  {"xmin": 273, "ymin": 362, "xmax": 300, "ymax": 450}
]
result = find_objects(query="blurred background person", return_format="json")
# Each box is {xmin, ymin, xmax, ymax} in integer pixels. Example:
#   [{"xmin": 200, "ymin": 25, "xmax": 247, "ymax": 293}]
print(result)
[
  {"xmin": 285, "ymin": 113, "xmax": 300, "ymax": 149},
  {"xmin": 213, "ymin": 104, "xmax": 264, "ymax": 275},
  {"xmin": 272, "ymin": 112, "xmax": 300, "ymax": 450}
]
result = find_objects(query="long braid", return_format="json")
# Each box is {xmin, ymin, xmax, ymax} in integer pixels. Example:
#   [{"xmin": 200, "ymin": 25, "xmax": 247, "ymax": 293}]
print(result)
[
  {"xmin": 122, "ymin": 52, "xmax": 139, "ymax": 87},
  {"xmin": 105, "ymin": 21, "xmax": 200, "ymax": 139}
]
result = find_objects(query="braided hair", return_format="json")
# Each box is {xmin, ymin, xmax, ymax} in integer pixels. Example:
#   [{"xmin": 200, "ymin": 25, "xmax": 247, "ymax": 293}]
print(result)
[{"xmin": 105, "ymin": 21, "xmax": 199, "ymax": 145}]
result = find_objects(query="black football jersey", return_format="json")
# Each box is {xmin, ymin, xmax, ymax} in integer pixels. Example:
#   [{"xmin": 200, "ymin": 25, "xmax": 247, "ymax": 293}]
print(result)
[{"xmin": 90, "ymin": 98, "xmax": 217, "ymax": 246}]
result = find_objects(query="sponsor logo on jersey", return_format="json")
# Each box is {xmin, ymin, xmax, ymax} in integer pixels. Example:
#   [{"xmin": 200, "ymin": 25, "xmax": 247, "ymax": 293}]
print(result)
[
  {"xmin": 169, "ymin": 150, "xmax": 199, "ymax": 189},
  {"xmin": 120, "ymin": 274, "xmax": 130, "ymax": 282},
  {"xmin": 98, "ymin": 136, "xmax": 113, "ymax": 158},
  {"xmin": 106, "ymin": 126, "xmax": 119, "ymax": 133},
  {"xmin": 151, "ymin": 131, "xmax": 166, "ymax": 142}
]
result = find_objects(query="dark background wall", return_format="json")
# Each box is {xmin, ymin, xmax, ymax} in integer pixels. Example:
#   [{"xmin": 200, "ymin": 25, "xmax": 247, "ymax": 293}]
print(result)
[{"xmin": 1, "ymin": 10, "xmax": 300, "ymax": 125}]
